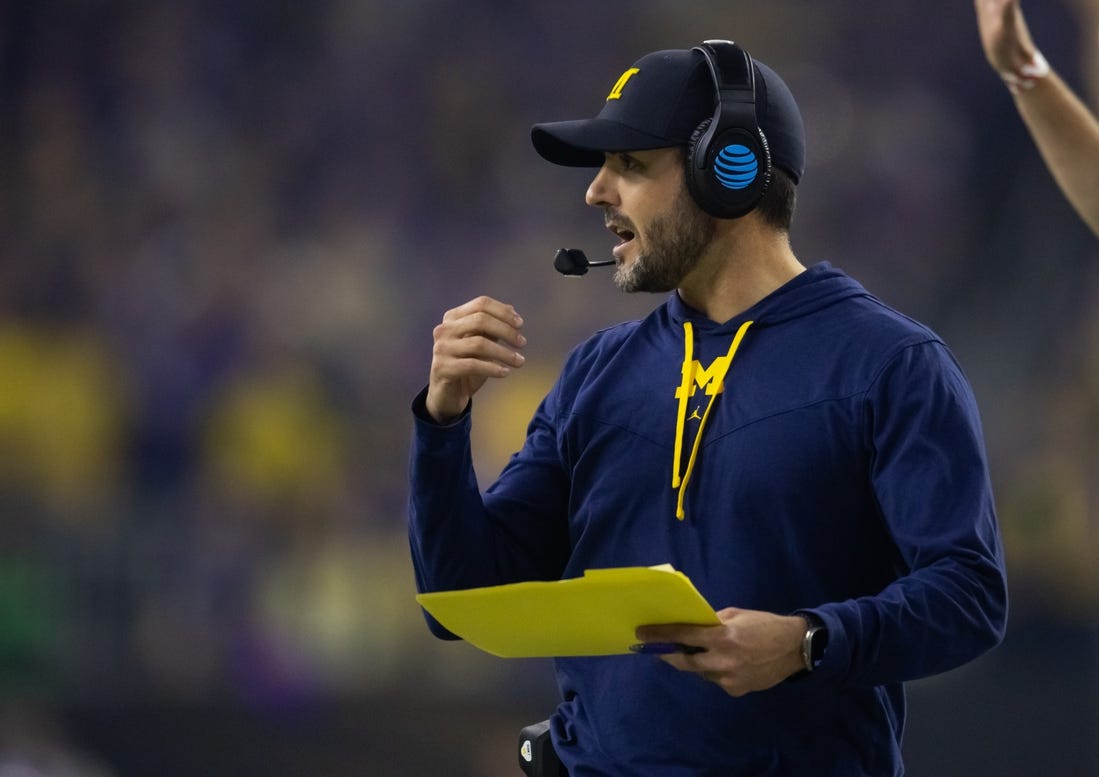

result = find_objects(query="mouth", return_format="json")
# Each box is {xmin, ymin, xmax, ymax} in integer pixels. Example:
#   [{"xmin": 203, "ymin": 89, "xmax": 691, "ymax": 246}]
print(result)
[{"xmin": 606, "ymin": 222, "xmax": 636, "ymax": 259}]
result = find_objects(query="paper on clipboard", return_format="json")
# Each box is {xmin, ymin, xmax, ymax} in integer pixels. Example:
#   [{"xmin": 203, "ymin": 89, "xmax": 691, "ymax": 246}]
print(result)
[{"xmin": 415, "ymin": 564, "xmax": 720, "ymax": 658}]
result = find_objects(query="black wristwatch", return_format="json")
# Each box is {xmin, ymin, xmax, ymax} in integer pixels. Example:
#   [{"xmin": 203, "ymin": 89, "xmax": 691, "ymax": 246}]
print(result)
[{"xmin": 801, "ymin": 616, "xmax": 828, "ymax": 673}]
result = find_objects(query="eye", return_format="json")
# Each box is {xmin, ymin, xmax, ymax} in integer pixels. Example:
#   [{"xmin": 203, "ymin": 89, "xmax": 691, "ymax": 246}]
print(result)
[{"xmin": 616, "ymin": 153, "xmax": 641, "ymax": 172}]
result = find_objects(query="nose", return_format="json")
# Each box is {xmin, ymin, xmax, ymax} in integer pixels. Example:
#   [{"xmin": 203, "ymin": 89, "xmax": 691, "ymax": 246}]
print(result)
[{"xmin": 585, "ymin": 162, "xmax": 619, "ymax": 209}]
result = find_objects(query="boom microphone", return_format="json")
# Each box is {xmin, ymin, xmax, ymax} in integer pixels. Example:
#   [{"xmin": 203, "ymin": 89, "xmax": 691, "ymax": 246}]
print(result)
[{"xmin": 553, "ymin": 248, "xmax": 615, "ymax": 276}]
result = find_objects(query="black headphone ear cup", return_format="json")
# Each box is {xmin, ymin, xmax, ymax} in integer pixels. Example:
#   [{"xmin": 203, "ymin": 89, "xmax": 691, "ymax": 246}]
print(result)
[
  {"xmin": 684, "ymin": 118, "xmax": 713, "ymax": 213},
  {"xmin": 685, "ymin": 118, "xmax": 772, "ymax": 219}
]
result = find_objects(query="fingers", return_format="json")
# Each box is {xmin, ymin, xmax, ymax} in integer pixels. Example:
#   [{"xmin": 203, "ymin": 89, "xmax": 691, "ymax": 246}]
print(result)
[
  {"xmin": 634, "ymin": 622, "xmax": 716, "ymax": 678},
  {"xmin": 438, "ymin": 298, "xmax": 526, "ymax": 353},
  {"xmin": 635, "ymin": 622, "xmax": 712, "ymax": 651},
  {"xmin": 442, "ymin": 296, "xmax": 525, "ymax": 339},
  {"xmin": 634, "ymin": 609, "xmax": 805, "ymax": 697},
  {"xmin": 433, "ymin": 296, "xmax": 526, "ymax": 374},
  {"xmin": 432, "ymin": 329, "xmax": 525, "ymax": 376},
  {"xmin": 634, "ymin": 608, "xmax": 742, "ymax": 649}
]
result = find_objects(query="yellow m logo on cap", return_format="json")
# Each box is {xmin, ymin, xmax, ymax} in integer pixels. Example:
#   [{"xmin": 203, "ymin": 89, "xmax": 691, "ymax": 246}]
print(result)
[{"xmin": 606, "ymin": 67, "xmax": 640, "ymax": 101}]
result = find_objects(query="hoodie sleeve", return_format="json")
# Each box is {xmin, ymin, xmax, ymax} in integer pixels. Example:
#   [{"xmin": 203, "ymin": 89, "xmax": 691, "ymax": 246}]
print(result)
[
  {"xmin": 407, "ymin": 384, "xmax": 572, "ymax": 638},
  {"xmin": 804, "ymin": 340, "xmax": 1008, "ymax": 685}
]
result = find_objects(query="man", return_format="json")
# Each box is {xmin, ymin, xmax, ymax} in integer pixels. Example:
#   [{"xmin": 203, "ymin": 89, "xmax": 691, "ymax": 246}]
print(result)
[
  {"xmin": 975, "ymin": 0, "xmax": 1099, "ymax": 237},
  {"xmin": 409, "ymin": 41, "xmax": 1007, "ymax": 776}
]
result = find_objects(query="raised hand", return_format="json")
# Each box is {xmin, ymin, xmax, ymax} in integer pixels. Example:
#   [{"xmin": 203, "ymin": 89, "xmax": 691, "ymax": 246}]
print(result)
[
  {"xmin": 426, "ymin": 296, "xmax": 526, "ymax": 423},
  {"xmin": 974, "ymin": 0, "xmax": 1046, "ymax": 87}
]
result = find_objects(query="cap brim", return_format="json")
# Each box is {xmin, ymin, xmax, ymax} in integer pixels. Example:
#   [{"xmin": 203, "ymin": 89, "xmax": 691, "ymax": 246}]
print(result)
[{"xmin": 531, "ymin": 118, "xmax": 682, "ymax": 167}]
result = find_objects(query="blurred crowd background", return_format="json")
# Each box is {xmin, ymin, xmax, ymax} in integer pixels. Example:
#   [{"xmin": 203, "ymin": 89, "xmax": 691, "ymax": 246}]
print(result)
[{"xmin": 1, "ymin": 0, "xmax": 1097, "ymax": 774}]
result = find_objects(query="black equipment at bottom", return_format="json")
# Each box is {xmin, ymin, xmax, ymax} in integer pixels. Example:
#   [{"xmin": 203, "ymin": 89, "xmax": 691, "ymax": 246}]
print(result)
[{"xmin": 518, "ymin": 719, "xmax": 568, "ymax": 776}]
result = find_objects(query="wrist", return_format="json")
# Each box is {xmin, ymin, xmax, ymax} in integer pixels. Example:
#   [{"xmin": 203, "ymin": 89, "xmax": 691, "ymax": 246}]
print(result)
[
  {"xmin": 1001, "ymin": 49, "xmax": 1050, "ymax": 94},
  {"xmin": 413, "ymin": 385, "xmax": 470, "ymax": 427},
  {"xmin": 425, "ymin": 389, "xmax": 469, "ymax": 425}
]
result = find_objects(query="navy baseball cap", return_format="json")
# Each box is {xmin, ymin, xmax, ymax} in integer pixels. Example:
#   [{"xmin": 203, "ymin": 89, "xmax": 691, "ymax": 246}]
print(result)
[{"xmin": 531, "ymin": 45, "xmax": 806, "ymax": 184}]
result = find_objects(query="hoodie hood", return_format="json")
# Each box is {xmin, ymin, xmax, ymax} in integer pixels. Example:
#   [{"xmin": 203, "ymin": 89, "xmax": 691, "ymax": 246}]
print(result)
[{"xmin": 667, "ymin": 262, "xmax": 872, "ymax": 331}]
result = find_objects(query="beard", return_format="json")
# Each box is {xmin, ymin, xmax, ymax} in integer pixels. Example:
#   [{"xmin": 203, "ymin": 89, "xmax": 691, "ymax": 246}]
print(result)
[{"xmin": 612, "ymin": 186, "xmax": 717, "ymax": 294}]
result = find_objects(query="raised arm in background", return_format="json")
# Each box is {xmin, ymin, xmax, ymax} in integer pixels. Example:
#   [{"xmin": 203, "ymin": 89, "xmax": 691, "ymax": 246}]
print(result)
[{"xmin": 975, "ymin": 0, "xmax": 1099, "ymax": 237}]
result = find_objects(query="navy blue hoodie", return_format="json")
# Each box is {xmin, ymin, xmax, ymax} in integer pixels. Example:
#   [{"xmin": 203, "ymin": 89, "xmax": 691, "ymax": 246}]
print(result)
[{"xmin": 408, "ymin": 263, "xmax": 1007, "ymax": 776}]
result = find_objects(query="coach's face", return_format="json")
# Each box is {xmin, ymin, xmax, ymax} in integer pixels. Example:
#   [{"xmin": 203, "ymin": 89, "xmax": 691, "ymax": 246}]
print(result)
[{"xmin": 585, "ymin": 147, "xmax": 716, "ymax": 294}]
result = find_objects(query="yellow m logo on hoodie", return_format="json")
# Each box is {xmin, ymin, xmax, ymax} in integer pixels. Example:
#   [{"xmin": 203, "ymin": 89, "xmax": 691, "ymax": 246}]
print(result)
[{"xmin": 674, "ymin": 356, "xmax": 731, "ymax": 399}]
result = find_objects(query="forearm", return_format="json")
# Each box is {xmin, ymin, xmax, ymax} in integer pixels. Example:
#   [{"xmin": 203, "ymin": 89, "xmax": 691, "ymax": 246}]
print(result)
[
  {"xmin": 806, "ymin": 552, "xmax": 1008, "ymax": 687},
  {"xmin": 407, "ymin": 389, "xmax": 502, "ymax": 597},
  {"xmin": 1014, "ymin": 69, "xmax": 1099, "ymax": 236},
  {"xmin": 407, "ymin": 386, "xmax": 571, "ymax": 596},
  {"xmin": 816, "ymin": 341, "xmax": 1008, "ymax": 686}
]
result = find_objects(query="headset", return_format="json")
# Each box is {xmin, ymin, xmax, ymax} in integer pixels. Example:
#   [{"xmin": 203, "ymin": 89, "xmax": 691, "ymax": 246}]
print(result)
[{"xmin": 685, "ymin": 40, "xmax": 772, "ymax": 219}]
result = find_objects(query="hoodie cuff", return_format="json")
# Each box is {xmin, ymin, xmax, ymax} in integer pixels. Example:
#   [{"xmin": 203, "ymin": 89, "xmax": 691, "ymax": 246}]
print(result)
[
  {"xmin": 789, "ymin": 606, "xmax": 845, "ymax": 685},
  {"xmin": 411, "ymin": 385, "xmax": 472, "ymax": 429}
]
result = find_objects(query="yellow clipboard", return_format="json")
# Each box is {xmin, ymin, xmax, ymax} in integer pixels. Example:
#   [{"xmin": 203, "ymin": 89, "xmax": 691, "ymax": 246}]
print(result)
[{"xmin": 415, "ymin": 564, "xmax": 720, "ymax": 657}]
